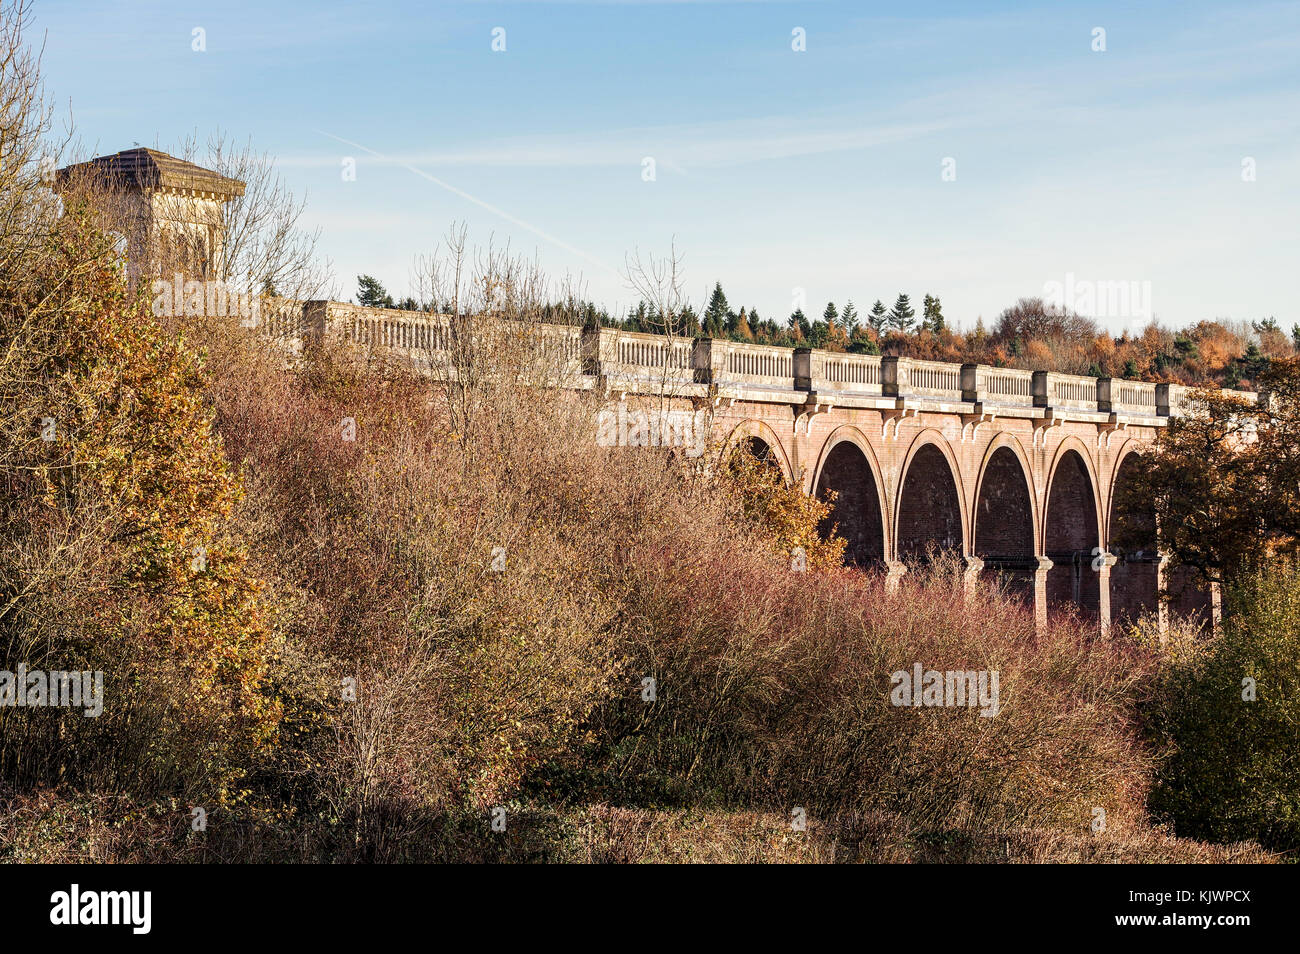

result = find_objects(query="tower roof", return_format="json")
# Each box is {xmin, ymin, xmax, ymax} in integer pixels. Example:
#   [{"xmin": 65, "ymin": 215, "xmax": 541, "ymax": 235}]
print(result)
[{"xmin": 57, "ymin": 147, "xmax": 245, "ymax": 198}]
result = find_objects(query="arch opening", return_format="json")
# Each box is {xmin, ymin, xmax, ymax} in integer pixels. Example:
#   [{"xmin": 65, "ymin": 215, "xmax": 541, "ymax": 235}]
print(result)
[
  {"xmin": 814, "ymin": 441, "xmax": 885, "ymax": 567},
  {"xmin": 1108, "ymin": 451, "xmax": 1213, "ymax": 631},
  {"xmin": 974, "ymin": 446, "xmax": 1035, "ymax": 602},
  {"xmin": 1108, "ymin": 453, "xmax": 1161, "ymax": 627},
  {"xmin": 727, "ymin": 429, "xmax": 789, "ymax": 485},
  {"xmin": 740, "ymin": 436, "xmax": 778, "ymax": 469},
  {"xmin": 727, "ymin": 434, "xmax": 786, "ymax": 483},
  {"xmin": 896, "ymin": 443, "xmax": 963, "ymax": 564},
  {"xmin": 1044, "ymin": 449, "xmax": 1100, "ymax": 623}
]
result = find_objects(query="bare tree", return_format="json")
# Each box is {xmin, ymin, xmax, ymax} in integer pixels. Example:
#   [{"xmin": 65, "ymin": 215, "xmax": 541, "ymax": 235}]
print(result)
[
  {"xmin": 623, "ymin": 240, "xmax": 689, "ymax": 339},
  {"xmin": 993, "ymin": 297, "xmax": 1098, "ymax": 346},
  {"xmin": 407, "ymin": 223, "xmax": 588, "ymax": 461},
  {"xmin": 621, "ymin": 241, "xmax": 701, "ymax": 407},
  {"xmin": 165, "ymin": 129, "xmax": 333, "ymax": 303},
  {"xmin": 0, "ymin": 0, "xmax": 69, "ymax": 286}
]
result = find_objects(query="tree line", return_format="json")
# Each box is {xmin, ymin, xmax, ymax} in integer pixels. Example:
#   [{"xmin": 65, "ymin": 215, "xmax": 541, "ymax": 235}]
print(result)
[{"xmin": 356, "ymin": 273, "xmax": 1294, "ymax": 391}]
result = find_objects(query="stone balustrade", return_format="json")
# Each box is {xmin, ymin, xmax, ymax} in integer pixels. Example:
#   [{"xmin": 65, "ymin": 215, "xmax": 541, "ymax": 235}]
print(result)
[
  {"xmin": 962, "ymin": 365, "xmax": 1035, "ymax": 407},
  {"xmin": 268, "ymin": 301, "xmax": 1254, "ymax": 423},
  {"xmin": 1035, "ymin": 371, "xmax": 1099, "ymax": 412},
  {"xmin": 1100, "ymin": 378, "xmax": 1159, "ymax": 416}
]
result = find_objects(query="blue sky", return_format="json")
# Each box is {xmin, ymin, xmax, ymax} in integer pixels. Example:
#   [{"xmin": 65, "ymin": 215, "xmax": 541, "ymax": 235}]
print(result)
[{"xmin": 33, "ymin": 0, "xmax": 1300, "ymax": 332}]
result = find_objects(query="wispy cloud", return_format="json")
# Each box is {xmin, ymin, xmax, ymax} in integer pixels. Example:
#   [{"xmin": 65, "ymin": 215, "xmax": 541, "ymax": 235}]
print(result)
[
  {"xmin": 316, "ymin": 130, "xmax": 619, "ymax": 275},
  {"xmin": 288, "ymin": 110, "xmax": 980, "ymax": 173}
]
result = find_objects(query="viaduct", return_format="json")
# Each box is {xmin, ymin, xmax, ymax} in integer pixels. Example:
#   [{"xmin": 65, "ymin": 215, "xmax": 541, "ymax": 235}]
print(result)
[
  {"xmin": 270, "ymin": 300, "xmax": 1231, "ymax": 638},
  {"xmin": 57, "ymin": 148, "xmax": 1230, "ymax": 639}
]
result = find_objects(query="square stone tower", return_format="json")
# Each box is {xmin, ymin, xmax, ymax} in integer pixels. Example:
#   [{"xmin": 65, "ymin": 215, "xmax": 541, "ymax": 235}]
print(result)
[{"xmin": 56, "ymin": 147, "xmax": 245, "ymax": 279}]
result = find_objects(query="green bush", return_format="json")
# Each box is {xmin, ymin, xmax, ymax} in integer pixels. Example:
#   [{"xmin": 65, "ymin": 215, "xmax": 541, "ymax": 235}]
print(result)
[{"xmin": 1146, "ymin": 562, "xmax": 1300, "ymax": 851}]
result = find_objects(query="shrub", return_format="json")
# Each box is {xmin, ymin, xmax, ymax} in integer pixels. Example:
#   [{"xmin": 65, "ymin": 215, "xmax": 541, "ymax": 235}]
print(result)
[
  {"xmin": 1146, "ymin": 561, "xmax": 1300, "ymax": 851},
  {"xmin": 723, "ymin": 442, "xmax": 845, "ymax": 570},
  {"xmin": 572, "ymin": 550, "xmax": 1157, "ymax": 838},
  {"xmin": 0, "ymin": 202, "xmax": 281, "ymax": 802}
]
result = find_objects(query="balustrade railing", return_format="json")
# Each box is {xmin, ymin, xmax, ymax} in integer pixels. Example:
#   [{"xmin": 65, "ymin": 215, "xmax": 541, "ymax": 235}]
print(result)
[
  {"xmin": 883, "ymin": 357, "xmax": 962, "ymax": 400},
  {"xmin": 800, "ymin": 350, "xmax": 883, "ymax": 395},
  {"xmin": 1035, "ymin": 372, "xmax": 1098, "ymax": 410},
  {"xmin": 963, "ymin": 365, "xmax": 1035, "ymax": 406},
  {"xmin": 703, "ymin": 340, "xmax": 795, "ymax": 387},
  {"xmin": 1102, "ymin": 379, "xmax": 1158, "ymax": 415},
  {"xmin": 256, "ymin": 301, "xmax": 1242, "ymax": 420}
]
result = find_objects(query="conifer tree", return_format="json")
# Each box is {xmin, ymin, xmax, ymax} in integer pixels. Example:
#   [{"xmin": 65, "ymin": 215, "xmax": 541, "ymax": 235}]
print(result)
[
  {"xmin": 922, "ymin": 294, "xmax": 945, "ymax": 333},
  {"xmin": 734, "ymin": 306, "xmax": 754, "ymax": 340},
  {"xmin": 888, "ymin": 293, "xmax": 916, "ymax": 333},
  {"xmin": 788, "ymin": 308, "xmax": 810, "ymax": 342},
  {"xmin": 679, "ymin": 304, "xmax": 701, "ymax": 337},
  {"xmin": 868, "ymin": 299, "xmax": 889, "ymax": 335},
  {"xmin": 356, "ymin": 274, "xmax": 394, "ymax": 308},
  {"xmin": 842, "ymin": 300, "xmax": 859, "ymax": 335},
  {"xmin": 703, "ymin": 282, "xmax": 730, "ymax": 337}
]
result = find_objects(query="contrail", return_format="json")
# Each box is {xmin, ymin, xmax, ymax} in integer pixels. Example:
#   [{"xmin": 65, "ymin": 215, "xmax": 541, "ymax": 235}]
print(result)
[{"xmin": 316, "ymin": 130, "xmax": 618, "ymax": 276}]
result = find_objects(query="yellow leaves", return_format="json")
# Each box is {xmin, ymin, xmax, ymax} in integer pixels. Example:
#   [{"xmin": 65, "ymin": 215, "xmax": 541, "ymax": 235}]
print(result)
[
  {"xmin": 1, "ymin": 206, "xmax": 282, "ymax": 799},
  {"xmin": 723, "ymin": 446, "xmax": 846, "ymax": 571}
]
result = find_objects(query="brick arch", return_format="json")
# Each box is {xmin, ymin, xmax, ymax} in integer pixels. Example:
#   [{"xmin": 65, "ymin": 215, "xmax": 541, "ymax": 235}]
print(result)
[
  {"xmin": 1042, "ymin": 438, "xmax": 1103, "ymax": 550},
  {"xmin": 1042, "ymin": 439, "xmax": 1104, "ymax": 622},
  {"xmin": 1107, "ymin": 442, "xmax": 1162, "ymax": 627},
  {"xmin": 894, "ymin": 430, "xmax": 968, "ymax": 563},
  {"xmin": 972, "ymin": 437, "xmax": 1039, "ymax": 601},
  {"xmin": 973, "ymin": 434, "xmax": 1040, "ymax": 556},
  {"xmin": 1105, "ymin": 439, "xmax": 1152, "ymax": 545},
  {"xmin": 724, "ymin": 419, "xmax": 792, "ymax": 484},
  {"xmin": 811, "ymin": 426, "xmax": 889, "ymax": 567}
]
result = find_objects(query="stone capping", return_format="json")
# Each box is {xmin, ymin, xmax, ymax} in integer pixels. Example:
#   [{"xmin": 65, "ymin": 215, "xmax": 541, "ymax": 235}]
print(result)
[{"xmin": 274, "ymin": 300, "xmax": 1253, "ymax": 420}]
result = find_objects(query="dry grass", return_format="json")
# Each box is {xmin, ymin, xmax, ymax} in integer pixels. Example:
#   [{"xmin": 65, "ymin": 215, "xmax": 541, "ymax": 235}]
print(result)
[{"xmin": 0, "ymin": 791, "xmax": 1274, "ymax": 864}]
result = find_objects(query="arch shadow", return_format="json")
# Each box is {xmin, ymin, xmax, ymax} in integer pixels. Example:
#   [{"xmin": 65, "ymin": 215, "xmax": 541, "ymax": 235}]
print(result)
[
  {"xmin": 1042, "ymin": 439, "xmax": 1103, "ymax": 623},
  {"xmin": 811, "ymin": 426, "xmax": 889, "ymax": 567},
  {"xmin": 973, "ymin": 436, "xmax": 1038, "ymax": 603},
  {"xmin": 894, "ymin": 430, "xmax": 967, "ymax": 564}
]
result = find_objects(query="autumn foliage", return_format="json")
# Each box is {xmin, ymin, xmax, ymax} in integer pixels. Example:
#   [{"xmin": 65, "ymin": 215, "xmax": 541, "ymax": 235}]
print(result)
[
  {"xmin": 0, "ymin": 2, "xmax": 1289, "ymax": 860},
  {"xmin": 723, "ymin": 442, "xmax": 846, "ymax": 571},
  {"xmin": 0, "ymin": 198, "xmax": 281, "ymax": 800},
  {"xmin": 1114, "ymin": 357, "xmax": 1300, "ymax": 584}
]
